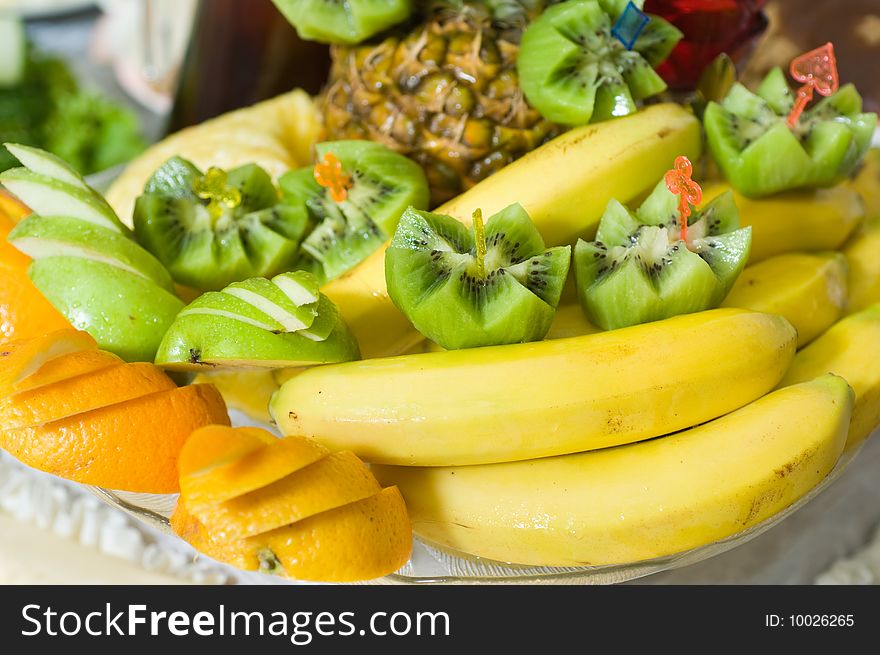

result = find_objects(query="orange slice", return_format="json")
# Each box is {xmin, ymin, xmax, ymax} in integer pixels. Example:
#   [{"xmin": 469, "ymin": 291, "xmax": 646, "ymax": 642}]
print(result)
[
  {"xmin": 196, "ymin": 451, "xmax": 382, "ymax": 540},
  {"xmin": 0, "ymin": 384, "xmax": 229, "ymax": 493},
  {"xmin": 0, "ymin": 329, "xmax": 96, "ymax": 391},
  {"xmin": 0, "ymin": 189, "xmax": 30, "ymax": 223},
  {"xmin": 0, "ymin": 212, "xmax": 70, "ymax": 342},
  {"xmin": 0, "ymin": 362, "xmax": 177, "ymax": 430},
  {"xmin": 177, "ymin": 424, "xmax": 276, "ymax": 478},
  {"xmin": 3, "ymin": 349, "xmax": 121, "ymax": 396},
  {"xmin": 246, "ymin": 487, "xmax": 412, "ymax": 581},
  {"xmin": 181, "ymin": 434, "xmax": 328, "ymax": 510}
]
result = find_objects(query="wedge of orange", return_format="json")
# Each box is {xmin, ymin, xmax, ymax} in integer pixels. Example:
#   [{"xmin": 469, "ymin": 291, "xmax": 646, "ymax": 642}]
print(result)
[
  {"xmin": 0, "ymin": 189, "xmax": 30, "ymax": 223},
  {"xmin": 1, "ymin": 384, "xmax": 230, "ymax": 493},
  {"xmin": 172, "ymin": 426, "xmax": 412, "ymax": 582},
  {"xmin": 0, "ymin": 329, "xmax": 96, "ymax": 392},
  {"xmin": 6, "ymin": 349, "xmax": 121, "ymax": 396},
  {"xmin": 247, "ymin": 487, "xmax": 412, "ymax": 582},
  {"xmin": 177, "ymin": 424, "xmax": 276, "ymax": 480},
  {"xmin": 0, "ymin": 211, "xmax": 70, "ymax": 342},
  {"xmin": 0, "ymin": 362, "xmax": 176, "ymax": 430},
  {"xmin": 199, "ymin": 451, "xmax": 381, "ymax": 540},
  {"xmin": 180, "ymin": 428, "xmax": 328, "ymax": 510}
]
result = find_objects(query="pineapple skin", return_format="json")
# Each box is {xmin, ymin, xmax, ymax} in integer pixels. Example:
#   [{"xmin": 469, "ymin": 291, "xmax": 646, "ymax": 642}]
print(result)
[{"xmin": 319, "ymin": 1, "xmax": 563, "ymax": 206}]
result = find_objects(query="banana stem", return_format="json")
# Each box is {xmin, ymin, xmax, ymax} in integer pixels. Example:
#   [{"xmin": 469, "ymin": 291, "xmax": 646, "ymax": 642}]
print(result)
[{"xmin": 473, "ymin": 208, "xmax": 487, "ymax": 278}]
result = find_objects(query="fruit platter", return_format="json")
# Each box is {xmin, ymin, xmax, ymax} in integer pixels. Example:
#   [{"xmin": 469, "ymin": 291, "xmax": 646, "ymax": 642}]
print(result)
[{"xmin": 1, "ymin": 0, "xmax": 879, "ymax": 585}]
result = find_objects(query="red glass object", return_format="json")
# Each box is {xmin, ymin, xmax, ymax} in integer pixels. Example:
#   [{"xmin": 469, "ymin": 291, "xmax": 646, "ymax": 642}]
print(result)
[
  {"xmin": 644, "ymin": 0, "xmax": 768, "ymax": 91},
  {"xmin": 786, "ymin": 42, "xmax": 839, "ymax": 127},
  {"xmin": 664, "ymin": 156, "xmax": 702, "ymax": 243}
]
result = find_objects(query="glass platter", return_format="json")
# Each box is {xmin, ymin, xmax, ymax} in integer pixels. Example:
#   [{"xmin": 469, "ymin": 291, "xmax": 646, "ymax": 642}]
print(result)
[{"xmin": 86, "ymin": 412, "xmax": 872, "ymax": 585}]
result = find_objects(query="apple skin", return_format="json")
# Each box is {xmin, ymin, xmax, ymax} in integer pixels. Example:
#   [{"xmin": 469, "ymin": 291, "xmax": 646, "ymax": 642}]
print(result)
[
  {"xmin": 154, "ymin": 312, "xmax": 361, "ymax": 371},
  {"xmin": 29, "ymin": 257, "xmax": 184, "ymax": 362},
  {"xmin": 8, "ymin": 215, "xmax": 175, "ymax": 291},
  {"xmin": 0, "ymin": 168, "xmax": 127, "ymax": 233}
]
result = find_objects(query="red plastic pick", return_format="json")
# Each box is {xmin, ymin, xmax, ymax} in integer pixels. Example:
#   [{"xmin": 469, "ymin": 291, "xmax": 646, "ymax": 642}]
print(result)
[
  {"xmin": 313, "ymin": 152, "xmax": 352, "ymax": 203},
  {"xmin": 786, "ymin": 42, "xmax": 839, "ymax": 128},
  {"xmin": 664, "ymin": 156, "xmax": 702, "ymax": 244}
]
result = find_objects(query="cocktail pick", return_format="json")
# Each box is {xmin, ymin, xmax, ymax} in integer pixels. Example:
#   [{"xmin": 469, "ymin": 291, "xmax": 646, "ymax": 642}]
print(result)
[
  {"xmin": 611, "ymin": 1, "xmax": 649, "ymax": 51},
  {"xmin": 664, "ymin": 155, "xmax": 702, "ymax": 243},
  {"xmin": 193, "ymin": 167, "xmax": 242, "ymax": 221},
  {"xmin": 313, "ymin": 151, "xmax": 352, "ymax": 203},
  {"xmin": 786, "ymin": 42, "xmax": 839, "ymax": 128}
]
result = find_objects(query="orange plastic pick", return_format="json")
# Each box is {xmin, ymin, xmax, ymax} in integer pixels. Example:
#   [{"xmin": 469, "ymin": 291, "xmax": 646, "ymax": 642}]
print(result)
[
  {"xmin": 664, "ymin": 156, "xmax": 702, "ymax": 243},
  {"xmin": 314, "ymin": 152, "xmax": 352, "ymax": 203},
  {"xmin": 787, "ymin": 42, "xmax": 839, "ymax": 128}
]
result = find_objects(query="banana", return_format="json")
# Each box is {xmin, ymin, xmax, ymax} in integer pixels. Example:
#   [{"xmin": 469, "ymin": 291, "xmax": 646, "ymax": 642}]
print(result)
[
  {"xmin": 722, "ymin": 252, "xmax": 848, "ymax": 348},
  {"xmin": 373, "ymin": 375, "xmax": 852, "ymax": 567},
  {"xmin": 545, "ymin": 302, "xmax": 600, "ymax": 340},
  {"xmin": 324, "ymin": 104, "xmax": 701, "ymax": 359},
  {"xmin": 271, "ymin": 308, "xmax": 796, "ymax": 466},
  {"xmin": 193, "ymin": 370, "xmax": 279, "ymax": 424},
  {"xmin": 700, "ymin": 182, "xmax": 864, "ymax": 264},
  {"xmin": 780, "ymin": 304, "xmax": 880, "ymax": 451},
  {"xmin": 842, "ymin": 215, "xmax": 880, "ymax": 314},
  {"xmin": 848, "ymin": 148, "xmax": 880, "ymax": 219}
]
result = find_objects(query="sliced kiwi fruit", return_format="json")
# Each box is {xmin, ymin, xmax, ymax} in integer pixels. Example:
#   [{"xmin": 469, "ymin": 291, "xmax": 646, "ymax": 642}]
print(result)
[
  {"xmin": 575, "ymin": 181, "xmax": 751, "ymax": 330},
  {"xmin": 133, "ymin": 157, "xmax": 308, "ymax": 291},
  {"xmin": 279, "ymin": 140, "xmax": 430, "ymax": 284},
  {"xmin": 517, "ymin": 0, "xmax": 682, "ymax": 126},
  {"xmin": 704, "ymin": 67, "xmax": 878, "ymax": 198},
  {"xmin": 155, "ymin": 271, "xmax": 360, "ymax": 370},
  {"xmin": 271, "ymin": 0, "xmax": 413, "ymax": 46},
  {"xmin": 385, "ymin": 203, "xmax": 571, "ymax": 349}
]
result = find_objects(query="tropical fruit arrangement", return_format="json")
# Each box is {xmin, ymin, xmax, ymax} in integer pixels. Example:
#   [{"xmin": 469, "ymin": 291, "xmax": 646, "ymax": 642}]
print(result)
[{"xmin": 1, "ymin": 0, "xmax": 879, "ymax": 581}]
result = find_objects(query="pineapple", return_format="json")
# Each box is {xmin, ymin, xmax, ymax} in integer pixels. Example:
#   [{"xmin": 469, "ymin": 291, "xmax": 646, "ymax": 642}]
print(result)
[{"xmin": 319, "ymin": 0, "xmax": 562, "ymax": 205}]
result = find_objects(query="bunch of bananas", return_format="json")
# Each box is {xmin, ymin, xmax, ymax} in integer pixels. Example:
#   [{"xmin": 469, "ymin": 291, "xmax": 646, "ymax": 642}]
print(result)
[{"xmin": 271, "ymin": 111, "xmax": 880, "ymax": 567}]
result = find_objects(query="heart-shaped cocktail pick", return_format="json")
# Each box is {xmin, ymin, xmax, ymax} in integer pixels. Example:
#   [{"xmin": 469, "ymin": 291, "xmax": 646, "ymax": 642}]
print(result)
[{"xmin": 786, "ymin": 42, "xmax": 839, "ymax": 128}]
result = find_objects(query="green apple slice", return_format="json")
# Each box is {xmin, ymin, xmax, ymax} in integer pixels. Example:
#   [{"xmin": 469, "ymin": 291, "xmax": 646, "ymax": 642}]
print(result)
[
  {"xmin": 30, "ymin": 257, "xmax": 184, "ymax": 362},
  {"xmin": 4, "ymin": 143, "xmax": 89, "ymax": 190},
  {"xmin": 0, "ymin": 168, "xmax": 126, "ymax": 233},
  {"xmin": 223, "ymin": 278, "xmax": 317, "ymax": 333},
  {"xmin": 154, "ymin": 312, "xmax": 360, "ymax": 370},
  {"xmin": 8, "ymin": 215, "xmax": 175, "ymax": 291},
  {"xmin": 298, "ymin": 295, "xmax": 339, "ymax": 342},
  {"xmin": 272, "ymin": 270, "xmax": 320, "ymax": 306},
  {"xmin": 178, "ymin": 291, "xmax": 286, "ymax": 332}
]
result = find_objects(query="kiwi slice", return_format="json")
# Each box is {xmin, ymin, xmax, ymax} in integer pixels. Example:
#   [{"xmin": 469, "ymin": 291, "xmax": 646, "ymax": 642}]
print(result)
[
  {"xmin": 133, "ymin": 157, "xmax": 308, "ymax": 291},
  {"xmin": 155, "ymin": 271, "xmax": 360, "ymax": 370},
  {"xmin": 575, "ymin": 181, "xmax": 751, "ymax": 330},
  {"xmin": 517, "ymin": 0, "xmax": 682, "ymax": 126},
  {"xmin": 279, "ymin": 140, "xmax": 430, "ymax": 283},
  {"xmin": 385, "ymin": 203, "xmax": 571, "ymax": 349},
  {"xmin": 704, "ymin": 67, "xmax": 878, "ymax": 198},
  {"xmin": 271, "ymin": 0, "xmax": 413, "ymax": 46}
]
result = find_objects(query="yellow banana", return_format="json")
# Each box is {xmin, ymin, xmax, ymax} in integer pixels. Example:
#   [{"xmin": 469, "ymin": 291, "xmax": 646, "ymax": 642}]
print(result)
[
  {"xmin": 545, "ymin": 302, "xmax": 600, "ymax": 340},
  {"xmin": 722, "ymin": 252, "xmax": 848, "ymax": 348},
  {"xmin": 780, "ymin": 304, "xmax": 880, "ymax": 451},
  {"xmin": 193, "ymin": 370, "xmax": 279, "ymax": 424},
  {"xmin": 324, "ymin": 104, "xmax": 701, "ymax": 359},
  {"xmin": 700, "ymin": 182, "xmax": 864, "ymax": 264},
  {"xmin": 373, "ymin": 375, "xmax": 852, "ymax": 567},
  {"xmin": 848, "ymin": 148, "xmax": 880, "ymax": 218},
  {"xmin": 270, "ymin": 308, "xmax": 796, "ymax": 466},
  {"xmin": 842, "ymin": 216, "xmax": 880, "ymax": 314}
]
